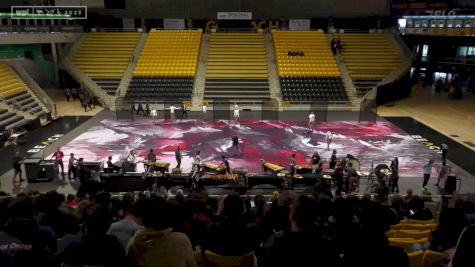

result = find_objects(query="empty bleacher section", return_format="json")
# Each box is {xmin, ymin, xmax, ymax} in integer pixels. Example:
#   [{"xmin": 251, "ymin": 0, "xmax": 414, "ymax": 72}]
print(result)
[
  {"xmin": 0, "ymin": 64, "xmax": 45, "ymax": 128},
  {"xmin": 337, "ymin": 33, "xmax": 402, "ymax": 96},
  {"xmin": 126, "ymin": 30, "xmax": 201, "ymax": 102},
  {"xmin": 72, "ymin": 32, "xmax": 141, "ymax": 95},
  {"xmin": 0, "ymin": 109, "xmax": 27, "ymax": 131},
  {"xmin": 204, "ymin": 33, "xmax": 270, "ymax": 102},
  {"xmin": 272, "ymin": 31, "xmax": 348, "ymax": 103}
]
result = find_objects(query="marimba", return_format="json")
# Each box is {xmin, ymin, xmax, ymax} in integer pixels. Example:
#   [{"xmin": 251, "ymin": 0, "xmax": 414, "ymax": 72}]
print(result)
[
  {"xmin": 263, "ymin": 162, "xmax": 285, "ymax": 174},
  {"xmin": 203, "ymin": 163, "xmax": 226, "ymax": 174},
  {"xmin": 143, "ymin": 161, "xmax": 170, "ymax": 173}
]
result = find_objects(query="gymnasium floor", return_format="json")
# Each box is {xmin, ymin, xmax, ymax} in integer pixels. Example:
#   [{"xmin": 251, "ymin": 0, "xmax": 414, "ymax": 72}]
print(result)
[
  {"xmin": 0, "ymin": 87, "xmax": 474, "ymax": 196},
  {"xmin": 378, "ymin": 86, "xmax": 475, "ymax": 152}
]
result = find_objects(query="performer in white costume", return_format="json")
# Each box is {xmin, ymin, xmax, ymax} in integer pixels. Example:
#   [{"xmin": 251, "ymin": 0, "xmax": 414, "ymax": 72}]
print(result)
[
  {"xmin": 150, "ymin": 109, "xmax": 158, "ymax": 123},
  {"xmin": 233, "ymin": 104, "xmax": 240, "ymax": 120},
  {"xmin": 202, "ymin": 104, "xmax": 208, "ymax": 120},
  {"xmin": 308, "ymin": 112, "xmax": 315, "ymax": 132},
  {"xmin": 169, "ymin": 105, "xmax": 179, "ymax": 120}
]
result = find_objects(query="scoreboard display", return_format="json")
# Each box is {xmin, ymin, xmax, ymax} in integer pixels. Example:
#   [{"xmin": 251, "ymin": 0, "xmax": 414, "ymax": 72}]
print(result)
[{"xmin": 11, "ymin": 6, "xmax": 87, "ymax": 19}]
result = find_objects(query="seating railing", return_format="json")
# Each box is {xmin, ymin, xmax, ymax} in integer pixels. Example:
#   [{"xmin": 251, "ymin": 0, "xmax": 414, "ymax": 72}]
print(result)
[
  {"xmin": 91, "ymin": 28, "xmax": 142, "ymax": 32},
  {"xmin": 0, "ymin": 25, "xmax": 83, "ymax": 33},
  {"xmin": 216, "ymin": 28, "xmax": 259, "ymax": 32}
]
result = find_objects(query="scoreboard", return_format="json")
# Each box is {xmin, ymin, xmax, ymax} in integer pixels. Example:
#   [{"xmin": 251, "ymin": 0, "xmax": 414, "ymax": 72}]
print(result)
[{"xmin": 11, "ymin": 6, "xmax": 87, "ymax": 19}]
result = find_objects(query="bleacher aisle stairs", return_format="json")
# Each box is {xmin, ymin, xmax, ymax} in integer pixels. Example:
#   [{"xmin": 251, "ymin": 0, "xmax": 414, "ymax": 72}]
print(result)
[
  {"xmin": 0, "ymin": 63, "xmax": 50, "ymax": 130},
  {"xmin": 72, "ymin": 32, "xmax": 141, "ymax": 95},
  {"xmin": 337, "ymin": 33, "xmax": 402, "ymax": 96}
]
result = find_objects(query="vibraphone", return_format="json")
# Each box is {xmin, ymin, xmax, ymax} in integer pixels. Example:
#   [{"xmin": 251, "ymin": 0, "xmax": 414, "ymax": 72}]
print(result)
[
  {"xmin": 143, "ymin": 161, "xmax": 170, "ymax": 173},
  {"xmin": 203, "ymin": 163, "xmax": 226, "ymax": 174},
  {"xmin": 262, "ymin": 162, "xmax": 285, "ymax": 174},
  {"xmin": 296, "ymin": 164, "xmax": 317, "ymax": 174}
]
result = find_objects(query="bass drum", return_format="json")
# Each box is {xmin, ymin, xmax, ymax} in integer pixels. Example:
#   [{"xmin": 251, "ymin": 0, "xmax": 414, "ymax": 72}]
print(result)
[
  {"xmin": 374, "ymin": 164, "xmax": 391, "ymax": 179},
  {"xmin": 345, "ymin": 158, "xmax": 360, "ymax": 170}
]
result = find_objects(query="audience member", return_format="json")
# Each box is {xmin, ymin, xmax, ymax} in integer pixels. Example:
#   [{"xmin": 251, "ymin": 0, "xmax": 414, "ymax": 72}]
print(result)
[
  {"xmin": 127, "ymin": 198, "xmax": 194, "ymax": 267},
  {"xmin": 260, "ymin": 195, "xmax": 340, "ymax": 267},
  {"xmin": 107, "ymin": 196, "xmax": 146, "ymax": 250},
  {"xmin": 408, "ymin": 196, "xmax": 434, "ymax": 220},
  {"xmin": 55, "ymin": 204, "xmax": 126, "ymax": 267},
  {"xmin": 449, "ymin": 225, "xmax": 475, "ymax": 267},
  {"xmin": 431, "ymin": 194, "xmax": 469, "ymax": 252},
  {"xmin": 0, "ymin": 196, "xmax": 55, "ymax": 266},
  {"xmin": 1, "ymin": 183, "xmax": 475, "ymax": 267},
  {"xmin": 38, "ymin": 191, "xmax": 79, "ymax": 239},
  {"xmin": 203, "ymin": 194, "xmax": 260, "ymax": 256}
]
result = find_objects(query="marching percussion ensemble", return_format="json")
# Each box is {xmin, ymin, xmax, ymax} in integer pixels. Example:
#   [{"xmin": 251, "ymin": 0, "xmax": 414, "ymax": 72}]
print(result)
[{"xmin": 85, "ymin": 143, "xmax": 399, "ymax": 194}]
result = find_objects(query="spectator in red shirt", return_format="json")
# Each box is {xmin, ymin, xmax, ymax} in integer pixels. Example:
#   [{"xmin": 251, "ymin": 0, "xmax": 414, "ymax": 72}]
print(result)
[{"xmin": 52, "ymin": 147, "xmax": 65, "ymax": 179}]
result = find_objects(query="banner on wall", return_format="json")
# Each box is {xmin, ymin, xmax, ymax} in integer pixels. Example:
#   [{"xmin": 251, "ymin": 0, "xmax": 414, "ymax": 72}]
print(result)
[
  {"xmin": 217, "ymin": 12, "xmax": 252, "ymax": 20},
  {"xmin": 289, "ymin": 19, "xmax": 311, "ymax": 30},
  {"xmin": 56, "ymin": 0, "xmax": 104, "ymax": 8},
  {"xmin": 164, "ymin": 18, "xmax": 185, "ymax": 29}
]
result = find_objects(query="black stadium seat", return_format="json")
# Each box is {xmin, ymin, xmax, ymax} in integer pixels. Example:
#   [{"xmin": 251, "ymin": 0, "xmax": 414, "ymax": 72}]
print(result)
[{"xmin": 280, "ymin": 76, "xmax": 348, "ymax": 103}]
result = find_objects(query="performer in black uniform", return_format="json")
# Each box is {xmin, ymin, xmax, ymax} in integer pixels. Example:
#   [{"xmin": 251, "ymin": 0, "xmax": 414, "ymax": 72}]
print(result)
[
  {"xmin": 329, "ymin": 149, "xmax": 337, "ymax": 169},
  {"xmin": 311, "ymin": 151, "xmax": 321, "ymax": 165},
  {"xmin": 181, "ymin": 102, "xmax": 188, "ymax": 119},
  {"xmin": 232, "ymin": 134, "xmax": 241, "ymax": 156},
  {"xmin": 221, "ymin": 155, "xmax": 231, "ymax": 174}
]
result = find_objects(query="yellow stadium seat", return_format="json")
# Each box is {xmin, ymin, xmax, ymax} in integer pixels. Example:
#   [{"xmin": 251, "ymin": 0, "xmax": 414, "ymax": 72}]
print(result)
[
  {"xmin": 203, "ymin": 250, "xmax": 255, "ymax": 267},
  {"xmin": 401, "ymin": 224, "xmax": 437, "ymax": 231},
  {"xmin": 394, "ymin": 230, "xmax": 432, "ymax": 239},
  {"xmin": 405, "ymin": 219, "xmax": 437, "ymax": 225},
  {"xmin": 390, "ymin": 224, "xmax": 403, "ymax": 231},
  {"xmin": 133, "ymin": 30, "xmax": 201, "ymax": 76},
  {"xmin": 421, "ymin": 250, "xmax": 443, "ymax": 267},
  {"xmin": 73, "ymin": 32, "xmax": 140, "ymax": 79},
  {"xmin": 408, "ymin": 250, "xmax": 424, "ymax": 267},
  {"xmin": 386, "ymin": 230, "xmax": 396, "ymax": 238}
]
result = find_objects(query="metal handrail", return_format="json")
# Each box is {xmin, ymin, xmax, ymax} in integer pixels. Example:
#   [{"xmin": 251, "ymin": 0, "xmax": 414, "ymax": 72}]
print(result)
[
  {"xmin": 435, "ymin": 57, "xmax": 475, "ymax": 64},
  {"xmin": 0, "ymin": 25, "xmax": 83, "ymax": 33},
  {"xmin": 216, "ymin": 28, "xmax": 258, "ymax": 32},
  {"xmin": 92, "ymin": 28, "xmax": 141, "ymax": 32},
  {"xmin": 62, "ymin": 58, "xmax": 115, "ymax": 109}
]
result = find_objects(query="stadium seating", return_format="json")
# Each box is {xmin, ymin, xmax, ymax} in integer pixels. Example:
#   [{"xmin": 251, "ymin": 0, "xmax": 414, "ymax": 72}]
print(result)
[
  {"xmin": 336, "ymin": 33, "xmax": 402, "ymax": 96},
  {"xmin": 73, "ymin": 32, "xmax": 141, "ymax": 95},
  {"xmin": 272, "ymin": 31, "xmax": 348, "ymax": 103},
  {"xmin": 0, "ymin": 109, "xmax": 27, "ymax": 131},
  {"xmin": 0, "ymin": 64, "xmax": 45, "ymax": 129},
  {"xmin": 204, "ymin": 32, "xmax": 270, "ymax": 102},
  {"xmin": 126, "ymin": 30, "xmax": 201, "ymax": 102},
  {"xmin": 408, "ymin": 250, "xmax": 425, "ymax": 267}
]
